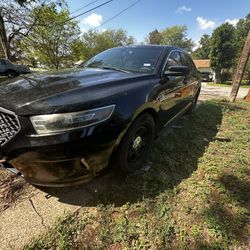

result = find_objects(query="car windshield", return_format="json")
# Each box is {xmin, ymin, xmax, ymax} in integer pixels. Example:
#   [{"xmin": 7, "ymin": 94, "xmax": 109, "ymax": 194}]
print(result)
[{"xmin": 81, "ymin": 47, "xmax": 165, "ymax": 74}]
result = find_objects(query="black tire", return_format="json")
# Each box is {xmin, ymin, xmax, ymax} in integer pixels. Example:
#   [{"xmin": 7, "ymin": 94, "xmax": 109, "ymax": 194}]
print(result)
[
  {"xmin": 6, "ymin": 70, "xmax": 18, "ymax": 78},
  {"xmin": 113, "ymin": 113, "xmax": 155, "ymax": 175},
  {"xmin": 186, "ymin": 88, "xmax": 200, "ymax": 114}
]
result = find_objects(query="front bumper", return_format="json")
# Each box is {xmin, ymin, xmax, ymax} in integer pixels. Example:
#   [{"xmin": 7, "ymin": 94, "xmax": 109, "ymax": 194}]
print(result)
[{"xmin": 1, "ymin": 115, "xmax": 125, "ymax": 187}]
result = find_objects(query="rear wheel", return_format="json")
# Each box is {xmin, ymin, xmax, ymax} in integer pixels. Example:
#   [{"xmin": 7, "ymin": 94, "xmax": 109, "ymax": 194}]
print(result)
[
  {"xmin": 6, "ymin": 70, "xmax": 18, "ymax": 78},
  {"xmin": 113, "ymin": 113, "xmax": 155, "ymax": 175}
]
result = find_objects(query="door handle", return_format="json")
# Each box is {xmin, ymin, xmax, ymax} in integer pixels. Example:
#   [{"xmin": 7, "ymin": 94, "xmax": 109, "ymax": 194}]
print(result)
[{"xmin": 175, "ymin": 92, "xmax": 182, "ymax": 97}]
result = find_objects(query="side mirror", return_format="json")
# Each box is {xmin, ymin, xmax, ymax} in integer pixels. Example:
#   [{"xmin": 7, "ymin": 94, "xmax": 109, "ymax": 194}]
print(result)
[{"xmin": 164, "ymin": 65, "xmax": 190, "ymax": 76}]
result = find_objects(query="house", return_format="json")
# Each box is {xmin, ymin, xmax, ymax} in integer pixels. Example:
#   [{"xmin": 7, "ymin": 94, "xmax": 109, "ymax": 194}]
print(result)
[
  {"xmin": 193, "ymin": 59, "xmax": 212, "ymax": 72},
  {"xmin": 193, "ymin": 59, "xmax": 215, "ymax": 82}
]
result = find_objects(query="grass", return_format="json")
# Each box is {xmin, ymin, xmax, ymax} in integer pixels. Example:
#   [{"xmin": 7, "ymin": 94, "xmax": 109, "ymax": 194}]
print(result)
[
  {"xmin": 23, "ymin": 212, "xmax": 85, "ymax": 250},
  {"xmin": 23, "ymin": 100, "xmax": 250, "ymax": 249}
]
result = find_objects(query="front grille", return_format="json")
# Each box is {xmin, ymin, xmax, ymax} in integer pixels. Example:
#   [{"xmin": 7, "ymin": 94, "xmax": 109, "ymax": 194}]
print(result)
[{"xmin": 0, "ymin": 110, "xmax": 20, "ymax": 146}]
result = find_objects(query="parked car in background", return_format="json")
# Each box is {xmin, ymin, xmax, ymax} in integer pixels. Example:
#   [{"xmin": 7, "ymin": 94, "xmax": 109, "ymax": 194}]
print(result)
[
  {"xmin": 0, "ymin": 45, "xmax": 201, "ymax": 187},
  {"xmin": 200, "ymin": 71, "xmax": 213, "ymax": 82},
  {"xmin": 0, "ymin": 58, "xmax": 31, "ymax": 78}
]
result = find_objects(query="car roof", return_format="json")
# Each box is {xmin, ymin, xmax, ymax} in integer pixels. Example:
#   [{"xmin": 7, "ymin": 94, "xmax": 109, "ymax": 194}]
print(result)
[{"xmin": 116, "ymin": 44, "xmax": 188, "ymax": 53}]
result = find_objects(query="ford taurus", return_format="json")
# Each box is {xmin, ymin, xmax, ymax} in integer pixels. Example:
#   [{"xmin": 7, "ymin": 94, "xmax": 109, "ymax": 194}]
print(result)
[{"xmin": 0, "ymin": 45, "xmax": 201, "ymax": 186}]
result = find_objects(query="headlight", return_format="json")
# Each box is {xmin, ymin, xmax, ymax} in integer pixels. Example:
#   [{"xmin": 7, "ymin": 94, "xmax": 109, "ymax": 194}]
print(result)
[{"xmin": 30, "ymin": 104, "xmax": 116, "ymax": 135}]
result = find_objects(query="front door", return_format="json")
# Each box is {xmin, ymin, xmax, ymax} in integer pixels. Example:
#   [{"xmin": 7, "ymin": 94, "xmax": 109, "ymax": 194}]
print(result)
[{"xmin": 155, "ymin": 50, "xmax": 188, "ymax": 127}]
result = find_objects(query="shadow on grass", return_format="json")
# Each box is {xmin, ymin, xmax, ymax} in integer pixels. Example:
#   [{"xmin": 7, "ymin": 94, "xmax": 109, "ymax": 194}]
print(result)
[
  {"xmin": 199, "ymin": 172, "xmax": 250, "ymax": 248},
  {"xmin": 220, "ymin": 173, "xmax": 250, "ymax": 207},
  {"xmin": 39, "ymin": 101, "xmax": 226, "ymax": 207}
]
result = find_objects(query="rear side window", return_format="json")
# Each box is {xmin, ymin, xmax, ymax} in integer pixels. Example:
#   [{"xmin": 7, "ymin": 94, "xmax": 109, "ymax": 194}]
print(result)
[
  {"xmin": 165, "ymin": 51, "xmax": 182, "ymax": 69},
  {"xmin": 180, "ymin": 53, "xmax": 196, "ymax": 73},
  {"xmin": 0, "ymin": 60, "xmax": 6, "ymax": 65}
]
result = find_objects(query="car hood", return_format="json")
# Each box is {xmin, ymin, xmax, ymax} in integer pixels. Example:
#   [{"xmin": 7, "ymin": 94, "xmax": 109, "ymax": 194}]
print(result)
[{"xmin": 0, "ymin": 68, "xmax": 151, "ymax": 115}]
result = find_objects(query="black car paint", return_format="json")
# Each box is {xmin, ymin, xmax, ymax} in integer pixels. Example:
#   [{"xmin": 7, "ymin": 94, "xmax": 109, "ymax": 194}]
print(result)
[
  {"xmin": 0, "ymin": 58, "xmax": 31, "ymax": 77},
  {"xmin": 0, "ymin": 45, "xmax": 201, "ymax": 186}
]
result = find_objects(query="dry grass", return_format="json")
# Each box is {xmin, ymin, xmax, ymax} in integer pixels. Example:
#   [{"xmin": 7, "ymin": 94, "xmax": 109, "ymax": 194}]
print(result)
[{"xmin": 0, "ymin": 168, "xmax": 28, "ymax": 213}]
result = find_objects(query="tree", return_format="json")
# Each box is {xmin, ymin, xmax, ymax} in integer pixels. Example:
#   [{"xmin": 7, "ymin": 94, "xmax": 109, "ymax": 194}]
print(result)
[
  {"xmin": 210, "ymin": 23, "xmax": 237, "ymax": 83},
  {"xmin": 21, "ymin": 3, "xmax": 80, "ymax": 69},
  {"xmin": 236, "ymin": 13, "xmax": 250, "ymax": 53},
  {"xmin": 193, "ymin": 34, "xmax": 211, "ymax": 59},
  {"xmin": 160, "ymin": 25, "xmax": 194, "ymax": 52},
  {"xmin": 235, "ymin": 13, "xmax": 250, "ymax": 83},
  {"xmin": 0, "ymin": 0, "xmax": 39, "ymax": 60},
  {"xmin": 73, "ymin": 29, "xmax": 135, "ymax": 61},
  {"xmin": 71, "ymin": 39, "xmax": 86, "ymax": 62},
  {"xmin": 148, "ymin": 29, "xmax": 162, "ymax": 44},
  {"xmin": 230, "ymin": 30, "xmax": 250, "ymax": 102},
  {"xmin": 145, "ymin": 26, "xmax": 194, "ymax": 52},
  {"xmin": 0, "ymin": 0, "xmax": 64, "ymax": 61}
]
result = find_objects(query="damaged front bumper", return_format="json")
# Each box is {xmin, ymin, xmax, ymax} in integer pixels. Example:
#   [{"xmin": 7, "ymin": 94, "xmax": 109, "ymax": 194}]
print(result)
[
  {"xmin": 0, "ymin": 117, "xmax": 123, "ymax": 187},
  {"xmin": 1, "ymin": 145, "xmax": 114, "ymax": 187}
]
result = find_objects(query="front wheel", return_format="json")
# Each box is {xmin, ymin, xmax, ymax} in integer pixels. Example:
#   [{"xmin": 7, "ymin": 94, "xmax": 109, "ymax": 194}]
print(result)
[
  {"xmin": 113, "ymin": 113, "xmax": 155, "ymax": 175},
  {"xmin": 6, "ymin": 70, "xmax": 18, "ymax": 78}
]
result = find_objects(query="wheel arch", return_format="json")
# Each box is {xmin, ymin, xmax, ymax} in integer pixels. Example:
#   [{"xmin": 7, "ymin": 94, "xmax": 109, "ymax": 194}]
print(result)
[
  {"xmin": 108, "ymin": 106, "xmax": 158, "ymax": 170},
  {"xmin": 109, "ymin": 105, "xmax": 159, "ymax": 165},
  {"xmin": 134, "ymin": 107, "xmax": 159, "ymax": 136}
]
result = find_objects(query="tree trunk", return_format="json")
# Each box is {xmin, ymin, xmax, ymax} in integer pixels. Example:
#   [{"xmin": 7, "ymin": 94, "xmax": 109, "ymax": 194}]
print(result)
[
  {"xmin": 214, "ymin": 68, "xmax": 222, "ymax": 84},
  {"xmin": 230, "ymin": 30, "xmax": 250, "ymax": 102},
  {"xmin": 0, "ymin": 12, "xmax": 11, "ymax": 59}
]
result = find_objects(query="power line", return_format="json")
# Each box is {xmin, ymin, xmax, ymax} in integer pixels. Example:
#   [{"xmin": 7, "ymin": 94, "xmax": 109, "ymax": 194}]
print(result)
[
  {"xmin": 60, "ymin": 0, "xmax": 113, "ymax": 25},
  {"xmin": 96, "ymin": 0, "xmax": 143, "ymax": 29},
  {"xmin": 70, "ymin": 0, "xmax": 103, "ymax": 15}
]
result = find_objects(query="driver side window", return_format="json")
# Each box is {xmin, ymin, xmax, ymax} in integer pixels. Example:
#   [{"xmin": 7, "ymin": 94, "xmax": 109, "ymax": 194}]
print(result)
[{"xmin": 165, "ymin": 51, "xmax": 181, "ymax": 70}]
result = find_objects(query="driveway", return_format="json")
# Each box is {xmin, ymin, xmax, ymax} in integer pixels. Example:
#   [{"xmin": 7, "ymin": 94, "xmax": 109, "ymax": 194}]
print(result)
[{"xmin": 199, "ymin": 82, "xmax": 249, "ymax": 100}]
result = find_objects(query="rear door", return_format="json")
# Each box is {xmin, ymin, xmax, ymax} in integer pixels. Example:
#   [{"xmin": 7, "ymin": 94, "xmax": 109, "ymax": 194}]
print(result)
[{"xmin": 180, "ymin": 52, "xmax": 200, "ymax": 105}]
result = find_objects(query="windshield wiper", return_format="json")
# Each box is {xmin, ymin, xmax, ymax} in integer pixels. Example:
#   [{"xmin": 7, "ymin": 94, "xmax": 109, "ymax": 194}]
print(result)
[{"xmin": 99, "ymin": 66, "xmax": 131, "ymax": 74}]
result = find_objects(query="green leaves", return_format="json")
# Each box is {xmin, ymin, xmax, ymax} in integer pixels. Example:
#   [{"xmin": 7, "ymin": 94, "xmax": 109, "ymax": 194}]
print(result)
[
  {"xmin": 148, "ymin": 29, "xmax": 163, "ymax": 45},
  {"xmin": 72, "ymin": 29, "xmax": 136, "ymax": 61},
  {"xmin": 147, "ymin": 25, "xmax": 195, "ymax": 52},
  {"xmin": 193, "ymin": 34, "xmax": 211, "ymax": 59},
  {"xmin": 22, "ymin": 3, "xmax": 80, "ymax": 69},
  {"xmin": 210, "ymin": 23, "xmax": 237, "ymax": 70}
]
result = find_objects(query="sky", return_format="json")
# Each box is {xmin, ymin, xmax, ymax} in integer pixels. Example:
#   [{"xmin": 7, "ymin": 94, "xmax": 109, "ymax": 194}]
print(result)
[{"xmin": 67, "ymin": 0, "xmax": 250, "ymax": 46}]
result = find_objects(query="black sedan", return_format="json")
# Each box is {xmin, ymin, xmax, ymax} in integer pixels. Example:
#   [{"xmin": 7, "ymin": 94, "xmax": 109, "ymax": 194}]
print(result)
[
  {"xmin": 0, "ymin": 45, "xmax": 201, "ymax": 187},
  {"xmin": 201, "ymin": 71, "xmax": 213, "ymax": 82},
  {"xmin": 0, "ymin": 58, "xmax": 31, "ymax": 78}
]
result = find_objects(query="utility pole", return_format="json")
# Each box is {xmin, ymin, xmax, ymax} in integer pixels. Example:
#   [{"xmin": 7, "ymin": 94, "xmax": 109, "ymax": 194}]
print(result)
[{"xmin": 230, "ymin": 30, "xmax": 250, "ymax": 102}]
